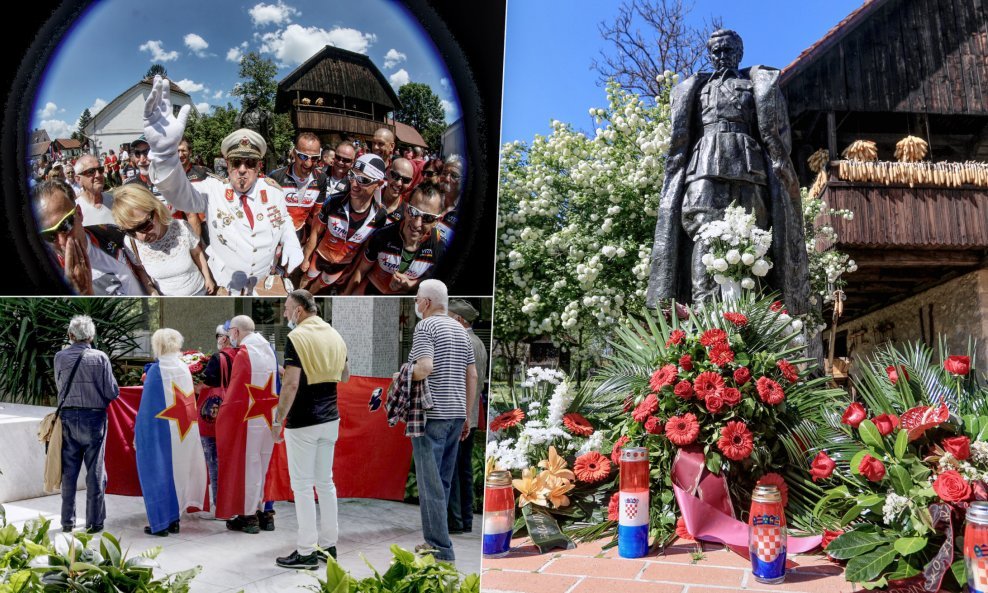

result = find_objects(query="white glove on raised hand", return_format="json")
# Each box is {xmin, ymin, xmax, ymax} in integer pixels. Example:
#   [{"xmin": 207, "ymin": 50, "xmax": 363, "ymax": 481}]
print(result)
[
  {"xmin": 143, "ymin": 75, "xmax": 190, "ymax": 157},
  {"xmin": 280, "ymin": 243, "xmax": 304, "ymax": 274}
]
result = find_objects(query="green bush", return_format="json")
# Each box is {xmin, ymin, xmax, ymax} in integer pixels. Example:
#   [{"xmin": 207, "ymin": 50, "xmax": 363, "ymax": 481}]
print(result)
[{"xmin": 312, "ymin": 544, "xmax": 478, "ymax": 593}]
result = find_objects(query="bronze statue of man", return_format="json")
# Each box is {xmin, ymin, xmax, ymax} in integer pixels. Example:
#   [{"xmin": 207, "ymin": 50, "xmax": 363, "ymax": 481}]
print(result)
[{"xmin": 645, "ymin": 29, "xmax": 810, "ymax": 315}]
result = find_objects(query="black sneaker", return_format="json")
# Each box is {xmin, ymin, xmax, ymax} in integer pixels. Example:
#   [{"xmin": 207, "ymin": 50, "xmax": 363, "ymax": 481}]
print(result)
[
  {"xmin": 314, "ymin": 546, "xmax": 337, "ymax": 563},
  {"xmin": 226, "ymin": 514, "xmax": 260, "ymax": 534},
  {"xmin": 85, "ymin": 525, "xmax": 103, "ymax": 534},
  {"xmin": 167, "ymin": 520, "xmax": 180, "ymax": 534},
  {"xmin": 257, "ymin": 510, "xmax": 275, "ymax": 531},
  {"xmin": 61, "ymin": 525, "xmax": 73, "ymax": 533},
  {"xmin": 276, "ymin": 550, "xmax": 318, "ymax": 570}
]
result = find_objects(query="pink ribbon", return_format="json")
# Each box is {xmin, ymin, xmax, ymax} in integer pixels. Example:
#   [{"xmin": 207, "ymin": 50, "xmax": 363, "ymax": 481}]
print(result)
[{"xmin": 673, "ymin": 447, "xmax": 822, "ymax": 554}]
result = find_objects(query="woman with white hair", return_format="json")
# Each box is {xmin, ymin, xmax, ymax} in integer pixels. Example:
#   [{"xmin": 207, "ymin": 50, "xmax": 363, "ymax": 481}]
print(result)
[{"xmin": 135, "ymin": 328, "xmax": 207, "ymax": 536}]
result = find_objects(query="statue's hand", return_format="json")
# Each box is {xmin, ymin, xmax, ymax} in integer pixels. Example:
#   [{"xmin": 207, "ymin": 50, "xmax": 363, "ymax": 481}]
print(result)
[
  {"xmin": 772, "ymin": 161, "xmax": 799, "ymax": 198},
  {"xmin": 143, "ymin": 76, "xmax": 190, "ymax": 157}
]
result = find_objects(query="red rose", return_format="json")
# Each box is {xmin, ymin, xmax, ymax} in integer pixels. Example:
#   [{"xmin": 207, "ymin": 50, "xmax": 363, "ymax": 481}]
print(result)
[
  {"xmin": 809, "ymin": 451, "xmax": 836, "ymax": 482},
  {"xmin": 841, "ymin": 402, "xmax": 867, "ymax": 428},
  {"xmin": 679, "ymin": 354, "xmax": 693, "ymax": 371},
  {"xmin": 650, "ymin": 364, "xmax": 679, "ymax": 391},
  {"xmin": 673, "ymin": 380, "xmax": 694, "ymax": 400},
  {"xmin": 821, "ymin": 529, "xmax": 844, "ymax": 550},
  {"xmin": 770, "ymin": 301, "xmax": 787, "ymax": 314},
  {"xmin": 872, "ymin": 413, "xmax": 899, "ymax": 436},
  {"xmin": 699, "ymin": 328, "xmax": 728, "ymax": 347},
  {"xmin": 943, "ymin": 436, "xmax": 971, "ymax": 461},
  {"xmin": 705, "ymin": 393, "xmax": 725, "ymax": 414},
  {"xmin": 933, "ymin": 470, "xmax": 972, "ymax": 502},
  {"xmin": 733, "ymin": 367, "xmax": 751, "ymax": 385},
  {"xmin": 665, "ymin": 329, "xmax": 686, "ymax": 347},
  {"xmin": 858, "ymin": 454, "xmax": 886, "ymax": 482},
  {"xmin": 645, "ymin": 415, "xmax": 665, "ymax": 435},
  {"xmin": 632, "ymin": 394, "xmax": 659, "ymax": 423},
  {"xmin": 608, "ymin": 492, "xmax": 620, "ymax": 521},
  {"xmin": 755, "ymin": 376, "xmax": 785, "ymax": 405},
  {"xmin": 721, "ymin": 387, "xmax": 741, "ymax": 406},
  {"xmin": 709, "ymin": 343, "xmax": 735, "ymax": 367},
  {"xmin": 693, "ymin": 371, "xmax": 724, "ymax": 400},
  {"xmin": 723, "ymin": 312, "xmax": 748, "ymax": 327},
  {"xmin": 189, "ymin": 362, "xmax": 203, "ymax": 374},
  {"xmin": 944, "ymin": 355, "xmax": 971, "ymax": 376},
  {"xmin": 776, "ymin": 359, "xmax": 799, "ymax": 383},
  {"xmin": 886, "ymin": 365, "xmax": 909, "ymax": 385}
]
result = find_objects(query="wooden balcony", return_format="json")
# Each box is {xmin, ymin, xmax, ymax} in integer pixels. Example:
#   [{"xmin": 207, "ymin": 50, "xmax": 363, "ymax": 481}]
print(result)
[{"xmin": 292, "ymin": 108, "xmax": 393, "ymax": 138}]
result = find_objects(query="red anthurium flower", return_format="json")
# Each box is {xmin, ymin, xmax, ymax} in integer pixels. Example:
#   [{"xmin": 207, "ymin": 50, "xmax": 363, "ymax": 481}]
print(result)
[
  {"xmin": 841, "ymin": 402, "xmax": 867, "ymax": 428},
  {"xmin": 821, "ymin": 529, "xmax": 844, "ymax": 550},
  {"xmin": 675, "ymin": 516, "xmax": 695, "ymax": 541},
  {"xmin": 944, "ymin": 355, "xmax": 971, "ymax": 376},
  {"xmin": 886, "ymin": 365, "xmax": 909, "ymax": 385},
  {"xmin": 809, "ymin": 451, "xmax": 836, "ymax": 482}
]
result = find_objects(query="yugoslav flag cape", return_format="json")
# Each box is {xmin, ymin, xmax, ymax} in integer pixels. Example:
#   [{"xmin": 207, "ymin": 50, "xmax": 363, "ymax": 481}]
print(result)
[
  {"xmin": 135, "ymin": 353, "xmax": 207, "ymax": 533},
  {"xmin": 215, "ymin": 332, "xmax": 278, "ymax": 519}
]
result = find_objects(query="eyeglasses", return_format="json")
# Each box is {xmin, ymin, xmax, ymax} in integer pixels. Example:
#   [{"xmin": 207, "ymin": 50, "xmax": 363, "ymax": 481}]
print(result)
[
  {"xmin": 334, "ymin": 155, "xmax": 354, "ymax": 165},
  {"xmin": 40, "ymin": 207, "xmax": 77, "ymax": 242},
  {"xmin": 388, "ymin": 169, "xmax": 413, "ymax": 185},
  {"xmin": 407, "ymin": 205, "xmax": 441, "ymax": 224},
  {"xmin": 229, "ymin": 158, "xmax": 259, "ymax": 170},
  {"xmin": 216, "ymin": 334, "xmax": 226, "ymax": 339},
  {"xmin": 422, "ymin": 170, "xmax": 439, "ymax": 178},
  {"xmin": 444, "ymin": 171, "xmax": 462, "ymax": 181},
  {"xmin": 347, "ymin": 170, "xmax": 376, "ymax": 186},
  {"xmin": 295, "ymin": 150, "xmax": 321, "ymax": 162},
  {"xmin": 79, "ymin": 166, "xmax": 104, "ymax": 177},
  {"xmin": 122, "ymin": 211, "xmax": 155, "ymax": 237},
  {"xmin": 133, "ymin": 149, "xmax": 150, "ymax": 158}
]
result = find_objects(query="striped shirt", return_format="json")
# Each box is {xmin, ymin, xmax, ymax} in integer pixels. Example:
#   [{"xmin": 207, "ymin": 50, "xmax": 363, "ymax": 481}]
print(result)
[{"xmin": 408, "ymin": 314, "xmax": 475, "ymax": 420}]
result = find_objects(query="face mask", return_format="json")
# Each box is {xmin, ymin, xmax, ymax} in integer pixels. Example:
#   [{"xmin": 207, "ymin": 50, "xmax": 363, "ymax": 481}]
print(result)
[
  {"xmin": 287, "ymin": 309, "xmax": 300, "ymax": 330},
  {"xmin": 414, "ymin": 301, "xmax": 424, "ymax": 320},
  {"xmin": 229, "ymin": 333, "xmax": 239, "ymax": 348}
]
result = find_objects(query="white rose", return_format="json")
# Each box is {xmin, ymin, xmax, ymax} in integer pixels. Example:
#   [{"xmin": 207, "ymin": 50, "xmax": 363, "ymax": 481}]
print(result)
[
  {"xmin": 701, "ymin": 253, "xmax": 715, "ymax": 267},
  {"xmin": 751, "ymin": 259, "xmax": 771, "ymax": 277},
  {"xmin": 741, "ymin": 252, "xmax": 755, "ymax": 266},
  {"xmin": 726, "ymin": 249, "xmax": 741, "ymax": 264},
  {"xmin": 713, "ymin": 258, "xmax": 729, "ymax": 272},
  {"xmin": 740, "ymin": 277, "xmax": 755, "ymax": 289},
  {"xmin": 791, "ymin": 319, "xmax": 804, "ymax": 332},
  {"xmin": 713, "ymin": 274, "xmax": 726, "ymax": 285},
  {"xmin": 778, "ymin": 313, "xmax": 791, "ymax": 324}
]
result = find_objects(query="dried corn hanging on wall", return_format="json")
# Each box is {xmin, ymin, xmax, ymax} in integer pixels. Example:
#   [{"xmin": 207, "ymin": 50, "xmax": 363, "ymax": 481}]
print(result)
[
  {"xmin": 842, "ymin": 140, "xmax": 878, "ymax": 162},
  {"xmin": 894, "ymin": 135, "xmax": 928, "ymax": 163}
]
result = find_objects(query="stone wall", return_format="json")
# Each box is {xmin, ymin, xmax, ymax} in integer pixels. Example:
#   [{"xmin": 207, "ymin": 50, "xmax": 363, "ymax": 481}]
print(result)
[
  {"xmin": 161, "ymin": 298, "xmax": 238, "ymax": 354},
  {"xmin": 836, "ymin": 268, "xmax": 988, "ymax": 371},
  {"xmin": 331, "ymin": 297, "xmax": 402, "ymax": 378}
]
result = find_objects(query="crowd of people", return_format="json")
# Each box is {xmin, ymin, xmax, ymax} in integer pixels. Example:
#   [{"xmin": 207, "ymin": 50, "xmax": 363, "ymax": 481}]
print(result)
[
  {"xmin": 31, "ymin": 76, "xmax": 466, "ymax": 297},
  {"xmin": 52, "ymin": 281, "xmax": 486, "ymax": 568}
]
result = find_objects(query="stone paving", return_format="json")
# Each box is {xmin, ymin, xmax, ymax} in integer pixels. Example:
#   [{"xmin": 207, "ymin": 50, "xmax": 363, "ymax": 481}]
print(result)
[
  {"xmin": 482, "ymin": 536, "xmax": 858, "ymax": 593},
  {"xmin": 3, "ymin": 493, "xmax": 480, "ymax": 593}
]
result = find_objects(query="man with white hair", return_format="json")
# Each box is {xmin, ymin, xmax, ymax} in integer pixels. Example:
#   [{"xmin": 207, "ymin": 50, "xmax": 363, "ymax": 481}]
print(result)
[
  {"xmin": 54, "ymin": 315, "xmax": 119, "ymax": 533},
  {"xmin": 406, "ymin": 279, "xmax": 478, "ymax": 562},
  {"xmin": 141, "ymin": 76, "xmax": 303, "ymax": 294},
  {"xmin": 216, "ymin": 315, "xmax": 279, "ymax": 534},
  {"xmin": 73, "ymin": 154, "xmax": 115, "ymax": 226}
]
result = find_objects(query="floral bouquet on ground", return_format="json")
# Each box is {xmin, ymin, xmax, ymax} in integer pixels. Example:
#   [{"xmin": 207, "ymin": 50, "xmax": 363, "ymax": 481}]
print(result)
[
  {"xmin": 808, "ymin": 341, "xmax": 987, "ymax": 591},
  {"xmin": 582, "ymin": 294, "xmax": 844, "ymax": 546},
  {"xmin": 180, "ymin": 350, "xmax": 208, "ymax": 383},
  {"xmin": 697, "ymin": 203, "xmax": 774, "ymax": 289}
]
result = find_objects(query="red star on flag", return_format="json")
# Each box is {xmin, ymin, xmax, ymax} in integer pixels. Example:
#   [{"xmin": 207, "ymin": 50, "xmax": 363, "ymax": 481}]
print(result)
[
  {"xmin": 156, "ymin": 382, "xmax": 198, "ymax": 441},
  {"xmin": 244, "ymin": 373, "xmax": 279, "ymax": 429}
]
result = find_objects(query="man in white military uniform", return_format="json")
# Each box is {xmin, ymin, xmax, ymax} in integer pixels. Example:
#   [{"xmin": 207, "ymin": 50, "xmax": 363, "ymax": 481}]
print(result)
[{"xmin": 142, "ymin": 76, "xmax": 303, "ymax": 295}]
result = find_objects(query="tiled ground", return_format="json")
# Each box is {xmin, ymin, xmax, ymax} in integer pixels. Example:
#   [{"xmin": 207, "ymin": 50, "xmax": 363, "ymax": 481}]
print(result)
[
  {"xmin": 482, "ymin": 537, "xmax": 858, "ymax": 593},
  {"xmin": 3, "ymin": 493, "xmax": 480, "ymax": 593}
]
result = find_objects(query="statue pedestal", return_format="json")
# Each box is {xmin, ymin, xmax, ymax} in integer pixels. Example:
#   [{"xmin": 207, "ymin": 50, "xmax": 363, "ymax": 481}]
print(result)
[{"xmin": 719, "ymin": 279, "xmax": 742, "ymax": 301}]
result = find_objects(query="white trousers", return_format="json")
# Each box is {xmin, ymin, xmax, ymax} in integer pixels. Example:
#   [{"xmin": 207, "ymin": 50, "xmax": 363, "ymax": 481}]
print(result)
[{"xmin": 284, "ymin": 419, "xmax": 340, "ymax": 554}]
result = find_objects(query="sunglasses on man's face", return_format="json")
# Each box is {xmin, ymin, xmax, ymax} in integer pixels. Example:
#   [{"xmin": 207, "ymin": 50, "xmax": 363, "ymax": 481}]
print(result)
[
  {"xmin": 229, "ymin": 158, "xmax": 259, "ymax": 170},
  {"xmin": 40, "ymin": 208, "xmax": 77, "ymax": 243},
  {"xmin": 348, "ymin": 171, "xmax": 376, "ymax": 186},
  {"xmin": 407, "ymin": 205, "xmax": 441, "ymax": 224},
  {"xmin": 79, "ymin": 166, "xmax": 104, "ymax": 177},
  {"xmin": 388, "ymin": 169, "xmax": 413, "ymax": 185},
  {"xmin": 334, "ymin": 155, "xmax": 354, "ymax": 165},
  {"xmin": 295, "ymin": 150, "xmax": 321, "ymax": 162},
  {"xmin": 122, "ymin": 212, "xmax": 155, "ymax": 237},
  {"xmin": 133, "ymin": 149, "xmax": 150, "ymax": 158}
]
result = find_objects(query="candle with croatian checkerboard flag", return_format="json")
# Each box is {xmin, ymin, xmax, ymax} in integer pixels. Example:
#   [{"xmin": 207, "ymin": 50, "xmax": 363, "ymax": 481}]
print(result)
[
  {"xmin": 749, "ymin": 484, "xmax": 787, "ymax": 584},
  {"xmin": 618, "ymin": 447, "xmax": 649, "ymax": 558},
  {"xmin": 966, "ymin": 501, "xmax": 988, "ymax": 593}
]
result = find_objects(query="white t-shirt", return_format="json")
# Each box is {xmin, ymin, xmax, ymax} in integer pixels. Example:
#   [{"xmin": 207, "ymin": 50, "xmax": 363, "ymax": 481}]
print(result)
[
  {"xmin": 76, "ymin": 192, "xmax": 116, "ymax": 227},
  {"xmin": 86, "ymin": 237, "xmax": 144, "ymax": 296},
  {"xmin": 132, "ymin": 219, "xmax": 205, "ymax": 296}
]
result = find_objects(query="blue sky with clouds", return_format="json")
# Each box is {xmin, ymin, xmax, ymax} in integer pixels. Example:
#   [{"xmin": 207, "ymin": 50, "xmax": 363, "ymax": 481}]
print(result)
[{"xmin": 33, "ymin": 0, "xmax": 459, "ymax": 141}]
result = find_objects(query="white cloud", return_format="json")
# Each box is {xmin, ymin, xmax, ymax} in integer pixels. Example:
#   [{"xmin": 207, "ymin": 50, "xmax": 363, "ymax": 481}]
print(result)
[
  {"xmin": 139, "ymin": 40, "xmax": 179, "ymax": 62},
  {"xmin": 249, "ymin": 1, "xmax": 299, "ymax": 27},
  {"xmin": 41, "ymin": 119, "xmax": 73, "ymax": 140},
  {"xmin": 195, "ymin": 102, "xmax": 210, "ymax": 114},
  {"xmin": 259, "ymin": 24, "xmax": 376, "ymax": 65},
  {"xmin": 384, "ymin": 49, "xmax": 406, "ymax": 69},
  {"xmin": 388, "ymin": 69, "xmax": 410, "ymax": 88},
  {"xmin": 184, "ymin": 33, "xmax": 209, "ymax": 57},
  {"xmin": 212, "ymin": 90, "xmax": 224, "ymax": 100},
  {"xmin": 440, "ymin": 77, "xmax": 449, "ymax": 89},
  {"xmin": 226, "ymin": 41, "xmax": 248, "ymax": 63},
  {"xmin": 89, "ymin": 98, "xmax": 107, "ymax": 115},
  {"xmin": 38, "ymin": 102, "xmax": 58, "ymax": 118},
  {"xmin": 174, "ymin": 79, "xmax": 206, "ymax": 94},
  {"xmin": 441, "ymin": 99, "xmax": 458, "ymax": 121}
]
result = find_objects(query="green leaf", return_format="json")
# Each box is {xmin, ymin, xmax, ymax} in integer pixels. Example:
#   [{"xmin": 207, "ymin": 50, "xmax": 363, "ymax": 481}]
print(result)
[
  {"xmin": 850, "ymin": 450, "xmax": 868, "ymax": 475},
  {"xmin": 894, "ymin": 429, "xmax": 908, "ymax": 459},
  {"xmin": 859, "ymin": 420, "xmax": 885, "ymax": 451},
  {"xmin": 705, "ymin": 453, "xmax": 722, "ymax": 474},
  {"xmin": 951, "ymin": 559, "xmax": 967, "ymax": 588},
  {"xmin": 893, "ymin": 537, "xmax": 927, "ymax": 555},
  {"xmin": 845, "ymin": 544, "xmax": 897, "ymax": 583},
  {"xmin": 841, "ymin": 504, "xmax": 865, "ymax": 526},
  {"xmin": 889, "ymin": 465, "xmax": 912, "ymax": 496},
  {"xmin": 886, "ymin": 557, "xmax": 922, "ymax": 580},
  {"xmin": 825, "ymin": 531, "xmax": 886, "ymax": 560}
]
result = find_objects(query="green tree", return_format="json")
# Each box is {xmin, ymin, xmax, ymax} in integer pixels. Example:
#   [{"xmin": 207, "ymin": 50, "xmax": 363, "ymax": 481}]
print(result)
[
  {"xmin": 394, "ymin": 82, "xmax": 445, "ymax": 151},
  {"xmin": 232, "ymin": 51, "xmax": 278, "ymax": 110},
  {"xmin": 145, "ymin": 63, "xmax": 168, "ymax": 80},
  {"xmin": 72, "ymin": 108, "xmax": 92, "ymax": 145},
  {"xmin": 184, "ymin": 103, "xmax": 240, "ymax": 166}
]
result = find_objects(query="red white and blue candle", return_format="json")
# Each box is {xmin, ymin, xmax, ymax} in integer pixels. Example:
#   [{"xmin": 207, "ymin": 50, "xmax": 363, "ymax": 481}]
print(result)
[
  {"xmin": 749, "ymin": 484, "xmax": 787, "ymax": 584},
  {"xmin": 965, "ymin": 501, "xmax": 988, "ymax": 593},
  {"xmin": 483, "ymin": 470, "xmax": 515, "ymax": 558},
  {"xmin": 618, "ymin": 446, "xmax": 649, "ymax": 558}
]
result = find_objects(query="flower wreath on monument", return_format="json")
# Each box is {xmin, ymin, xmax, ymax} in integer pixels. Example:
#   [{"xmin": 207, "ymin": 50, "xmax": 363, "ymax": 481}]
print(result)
[{"xmin": 806, "ymin": 341, "xmax": 987, "ymax": 592}]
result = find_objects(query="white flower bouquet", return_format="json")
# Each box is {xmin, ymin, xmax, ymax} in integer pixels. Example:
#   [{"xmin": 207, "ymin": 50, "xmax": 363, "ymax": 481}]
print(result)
[{"xmin": 697, "ymin": 203, "xmax": 773, "ymax": 288}]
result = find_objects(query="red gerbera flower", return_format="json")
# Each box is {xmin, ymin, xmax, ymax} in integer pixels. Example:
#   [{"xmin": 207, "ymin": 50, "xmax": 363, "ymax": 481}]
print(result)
[
  {"xmin": 645, "ymin": 415, "xmax": 665, "ymax": 435},
  {"xmin": 675, "ymin": 516, "xmax": 695, "ymax": 541},
  {"xmin": 776, "ymin": 359, "xmax": 799, "ymax": 383},
  {"xmin": 723, "ymin": 312, "xmax": 748, "ymax": 327},
  {"xmin": 665, "ymin": 329, "xmax": 686, "ymax": 347},
  {"xmin": 649, "ymin": 364, "xmax": 679, "ymax": 391},
  {"xmin": 673, "ymin": 380, "xmax": 694, "ymax": 400},
  {"xmin": 632, "ymin": 394, "xmax": 659, "ymax": 423},
  {"xmin": 721, "ymin": 387, "xmax": 741, "ymax": 406},
  {"xmin": 611, "ymin": 435, "xmax": 630, "ymax": 465},
  {"xmin": 733, "ymin": 367, "xmax": 751, "ymax": 385},
  {"xmin": 693, "ymin": 371, "xmax": 725, "ymax": 400},
  {"xmin": 709, "ymin": 343, "xmax": 735, "ymax": 367},
  {"xmin": 700, "ymin": 328, "xmax": 728, "ymax": 347},
  {"xmin": 562, "ymin": 413, "xmax": 594, "ymax": 437},
  {"xmin": 490, "ymin": 408, "xmax": 525, "ymax": 431},
  {"xmin": 679, "ymin": 354, "xmax": 693, "ymax": 371},
  {"xmin": 608, "ymin": 492, "xmax": 620, "ymax": 521},
  {"xmin": 573, "ymin": 451, "xmax": 612, "ymax": 483},
  {"xmin": 756, "ymin": 473, "xmax": 789, "ymax": 506},
  {"xmin": 718, "ymin": 421, "xmax": 754, "ymax": 460},
  {"xmin": 665, "ymin": 413, "xmax": 700, "ymax": 446},
  {"xmin": 756, "ymin": 376, "xmax": 786, "ymax": 405}
]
